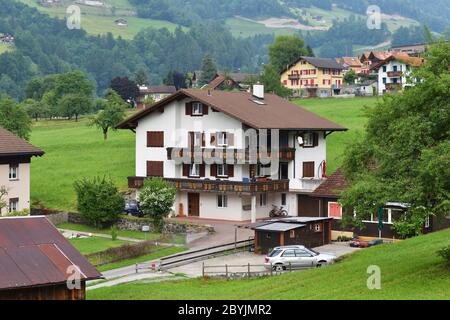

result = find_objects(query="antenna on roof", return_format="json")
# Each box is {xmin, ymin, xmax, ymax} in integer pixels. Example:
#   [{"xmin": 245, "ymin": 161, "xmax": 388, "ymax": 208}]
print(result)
[{"xmin": 207, "ymin": 89, "xmax": 212, "ymax": 96}]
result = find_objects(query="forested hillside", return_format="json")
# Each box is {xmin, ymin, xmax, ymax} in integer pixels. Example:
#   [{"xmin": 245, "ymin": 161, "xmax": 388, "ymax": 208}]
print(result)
[{"xmin": 0, "ymin": 0, "xmax": 271, "ymax": 100}]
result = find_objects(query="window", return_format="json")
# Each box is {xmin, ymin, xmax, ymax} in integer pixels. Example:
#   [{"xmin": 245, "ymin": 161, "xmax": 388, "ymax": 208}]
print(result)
[
  {"xmin": 383, "ymin": 77, "xmax": 387, "ymax": 84},
  {"xmin": 217, "ymin": 132, "xmax": 228, "ymax": 146},
  {"xmin": 303, "ymin": 133, "xmax": 314, "ymax": 147},
  {"xmin": 217, "ymin": 194, "xmax": 228, "ymax": 208},
  {"xmin": 9, "ymin": 164, "xmax": 18, "ymax": 180},
  {"xmin": 259, "ymin": 193, "xmax": 267, "ymax": 207},
  {"xmin": 328, "ymin": 202, "xmax": 342, "ymax": 219},
  {"xmin": 281, "ymin": 193, "xmax": 287, "ymax": 206},
  {"xmin": 295, "ymin": 249, "xmax": 311, "ymax": 257},
  {"xmin": 192, "ymin": 102, "xmax": 203, "ymax": 115},
  {"xmin": 147, "ymin": 131, "xmax": 164, "ymax": 147},
  {"xmin": 146, "ymin": 161, "xmax": 164, "ymax": 177},
  {"xmin": 313, "ymin": 223, "xmax": 322, "ymax": 232},
  {"xmin": 393, "ymin": 65, "xmax": 398, "ymax": 72},
  {"xmin": 190, "ymin": 164, "xmax": 200, "ymax": 177},
  {"xmin": 281, "ymin": 249, "xmax": 295, "ymax": 257},
  {"xmin": 289, "ymin": 230, "xmax": 295, "ymax": 238},
  {"xmin": 190, "ymin": 132, "xmax": 203, "ymax": 147},
  {"xmin": 217, "ymin": 164, "xmax": 227, "ymax": 177},
  {"xmin": 9, "ymin": 198, "xmax": 19, "ymax": 213},
  {"xmin": 383, "ymin": 66, "xmax": 387, "ymax": 72},
  {"xmin": 302, "ymin": 162, "xmax": 315, "ymax": 178}
]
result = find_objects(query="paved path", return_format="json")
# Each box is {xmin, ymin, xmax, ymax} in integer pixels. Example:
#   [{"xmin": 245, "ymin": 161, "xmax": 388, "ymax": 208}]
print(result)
[
  {"xmin": 87, "ymin": 272, "xmax": 175, "ymax": 290},
  {"xmin": 59, "ymin": 229, "xmax": 143, "ymax": 243}
]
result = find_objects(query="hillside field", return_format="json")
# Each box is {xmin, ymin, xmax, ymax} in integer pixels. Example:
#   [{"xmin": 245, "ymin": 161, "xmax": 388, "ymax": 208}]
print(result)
[
  {"xmin": 29, "ymin": 97, "xmax": 377, "ymax": 211},
  {"xmin": 87, "ymin": 228, "xmax": 450, "ymax": 300}
]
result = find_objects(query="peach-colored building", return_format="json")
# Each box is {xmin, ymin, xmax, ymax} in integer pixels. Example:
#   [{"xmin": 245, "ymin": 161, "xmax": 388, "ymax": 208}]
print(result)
[{"xmin": 0, "ymin": 127, "xmax": 44, "ymax": 215}]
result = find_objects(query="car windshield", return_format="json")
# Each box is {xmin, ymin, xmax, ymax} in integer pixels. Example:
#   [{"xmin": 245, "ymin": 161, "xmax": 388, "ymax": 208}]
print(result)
[
  {"xmin": 268, "ymin": 249, "xmax": 282, "ymax": 257},
  {"xmin": 308, "ymin": 249, "xmax": 320, "ymax": 256}
]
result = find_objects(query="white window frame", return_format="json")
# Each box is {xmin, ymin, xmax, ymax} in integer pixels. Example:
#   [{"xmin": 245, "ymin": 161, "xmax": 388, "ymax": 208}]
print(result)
[
  {"xmin": 9, "ymin": 198, "xmax": 18, "ymax": 213},
  {"xmin": 328, "ymin": 202, "xmax": 343, "ymax": 219},
  {"xmin": 217, "ymin": 194, "xmax": 228, "ymax": 208},
  {"xmin": 361, "ymin": 208, "xmax": 401, "ymax": 225},
  {"xmin": 190, "ymin": 164, "xmax": 200, "ymax": 177},
  {"xmin": 217, "ymin": 164, "xmax": 227, "ymax": 177},
  {"xmin": 193, "ymin": 132, "xmax": 202, "ymax": 147},
  {"xmin": 424, "ymin": 216, "xmax": 430, "ymax": 228},
  {"xmin": 313, "ymin": 223, "xmax": 322, "ymax": 232},
  {"xmin": 303, "ymin": 133, "xmax": 314, "ymax": 147},
  {"xmin": 217, "ymin": 132, "xmax": 228, "ymax": 146},
  {"xmin": 9, "ymin": 164, "xmax": 18, "ymax": 180},
  {"xmin": 192, "ymin": 102, "xmax": 203, "ymax": 115},
  {"xmin": 259, "ymin": 193, "xmax": 267, "ymax": 207}
]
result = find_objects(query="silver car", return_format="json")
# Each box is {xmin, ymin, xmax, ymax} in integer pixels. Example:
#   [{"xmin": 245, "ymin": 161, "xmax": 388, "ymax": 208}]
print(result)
[{"xmin": 264, "ymin": 245, "xmax": 336, "ymax": 271}]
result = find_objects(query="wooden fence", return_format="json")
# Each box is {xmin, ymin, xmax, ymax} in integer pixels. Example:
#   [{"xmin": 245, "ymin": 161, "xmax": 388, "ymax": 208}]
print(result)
[{"xmin": 202, "ymin": 262, "xmax": 295, "ymax": 279}]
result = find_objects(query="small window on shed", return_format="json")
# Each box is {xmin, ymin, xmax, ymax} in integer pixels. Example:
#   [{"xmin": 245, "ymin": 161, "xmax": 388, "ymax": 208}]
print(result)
[
  {"xmin": 289, "ymin": 230, "xmax": 295, "ymax": 238},
  {"xmin": 314, "ymin": 223, "xmax": 322, "ymax": 233}
]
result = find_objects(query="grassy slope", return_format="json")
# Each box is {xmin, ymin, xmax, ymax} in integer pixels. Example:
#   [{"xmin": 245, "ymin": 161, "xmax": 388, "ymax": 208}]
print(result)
[
  {"xmin": 69, "ymin": 237, "xmax": 130, "ymax": 255},
  {"xmin": 30, "ymin": 98, "xmax": 372, "ymax": 211},
  {"xmin": 295, "ymin": 97, "xmax": 378, "ymax": 174},
  {"xmin": 30, "ymin": 117, "xmax": 135, "ymax": 211},
  {"xmin": 0, "ymin": 43, "xmax": 13, "ymax": 54},
  {"xmin": 88, "ymin": 228, "xmax": 450, "ymax": 300},
  {"xmin": 225, "ymin": 18, "xmax": 298, "ymax": 38}
]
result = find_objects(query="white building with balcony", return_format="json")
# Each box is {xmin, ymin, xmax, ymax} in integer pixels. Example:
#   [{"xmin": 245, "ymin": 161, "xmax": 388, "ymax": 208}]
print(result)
[{"xmin": 116, "ymin": 86, "xmax": 347, "ymax": 222}]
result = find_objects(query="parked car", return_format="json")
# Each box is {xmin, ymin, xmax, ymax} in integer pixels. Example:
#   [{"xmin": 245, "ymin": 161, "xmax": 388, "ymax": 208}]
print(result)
[
  {"xmin": 264, "ymin": 245, "xmax": 336, "ymax": 271},
  {"xmin": 124, "ymin": 200, "xmax": 144, "ymax": 217},
  {"xmin": 350, "ymin": 238, "xmax": 384, "ymax": 248}
]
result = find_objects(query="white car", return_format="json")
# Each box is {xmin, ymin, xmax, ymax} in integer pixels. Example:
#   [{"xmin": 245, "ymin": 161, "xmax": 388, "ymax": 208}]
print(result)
[{"xmin": 264, "ymin": 245, "xmax": 336, "ymax": 271}]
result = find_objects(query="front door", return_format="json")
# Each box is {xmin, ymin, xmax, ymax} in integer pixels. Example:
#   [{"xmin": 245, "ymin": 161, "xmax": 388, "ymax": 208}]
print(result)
[{"xmin": 188, "ymin": 193, "xmax": 200, "ymax": 217}]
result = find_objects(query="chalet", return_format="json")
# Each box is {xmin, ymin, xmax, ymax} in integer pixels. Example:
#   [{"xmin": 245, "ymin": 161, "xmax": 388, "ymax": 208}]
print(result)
[
  {"xmin": 335, "ymin": 57, "xmax": 363, "ymax": 74},
  {"xmin": 359, "ymin": 51, "xmax": 392, "ymax": 75},
  {"xmin": 0, "ymin": 33, "xmax": 14, "ymax": 44},
  {"xmin": 280, "ymin": 56, "xmax": 344, "ymax": 98},
  {"xmin": 0, "ymin": 127, "xmax": 44, "ymax": 216},
  {"xmin": 116, "ymin": 86, "xmax": 347, "ymax": 222},
  {"xmin": 389, "ymin": 43, "xmax": 426, "ymax": 57},
  {"xmin": 206, "ymin": 72, "xmax": 257, "ymax": 91},
  {"xmin": 136, "ymin": 85, "xmax": 177, "ymax": 109},
  {"xmin": 0, "ymin": 216, "xmax": 101, "ymax": 300},
  {"xmin": 301, "ymin": 169, "xmax": 450, "ymax": 239},
  {"xmin": 374, "ymin": 53, "xmax": 423, "ymax": 95}
]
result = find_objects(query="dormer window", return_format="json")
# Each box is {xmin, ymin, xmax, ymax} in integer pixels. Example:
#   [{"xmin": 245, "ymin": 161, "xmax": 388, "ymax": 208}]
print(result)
[{"xmin": 192, "ymin": 102, "xmax": 203, "ymax": 115}]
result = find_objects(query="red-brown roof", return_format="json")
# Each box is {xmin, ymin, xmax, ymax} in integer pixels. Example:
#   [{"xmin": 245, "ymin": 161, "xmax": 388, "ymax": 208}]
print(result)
[
  {"xmin": 336, "ymin": 57, "xmax": 362, "ymax": 67},
  {"xmin": 206, "ymin": 75, "xmax": 226, "ymax": 90},
  {"xmin": 116, "ymin": 89, "xmax": 347, "ymax": 131},
  {"xmin": 312, "ymin": 169, "xmax": 348, "ymax": 198},
  {"xmin": 0, "ymin": 217, "xmax": 101, "ymax": 290},
  {"xmin": 0, "ymin": 127, "xmax": 44, "ymax": 157}
]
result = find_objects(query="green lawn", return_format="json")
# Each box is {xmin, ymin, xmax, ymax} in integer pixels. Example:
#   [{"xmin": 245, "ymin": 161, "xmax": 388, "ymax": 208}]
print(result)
[
  {"xmin": 225, "ymin": 17, "xmax": 298, "ymax": 38},
  {"xmin": 30, "ymin": 117, "xmax": 135, "ymax": 211},
  {"xmin": 88, "ymin": 228, "xmax": 450, "ymax": 300},
  {"xmin": 0, "ymin": 43, "xmax": 13, "ymax": 54},
  {"xmin": 69, "ymin": 236, "xmax": 130, "ymax": 255},
  {"xmin": 294, "ymin": 97, "xmax": 379, "ymax": 174},
  {"xmin": 96, "ymin": 246, "xmax": 187, "ymax": 272}
]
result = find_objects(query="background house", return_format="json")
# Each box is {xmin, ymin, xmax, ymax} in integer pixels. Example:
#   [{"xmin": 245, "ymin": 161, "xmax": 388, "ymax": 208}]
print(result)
[
  {"xmin": 0, "ymin": 127, "xmax": 44, "ymax": 215},
  {"xmin": 206, "ymin": 72, "xmax": 257, "ymax": 91},
  {"xmin": 136, "ymin": 85, "xmax": 177, "ymax": 109},
  {"xmin": 0, "ymin": 216, "xmax": 101, "ymax": 300},
  {"xmin": 280, "ymin": 56, "xmax": 344, "ymax": 98}
]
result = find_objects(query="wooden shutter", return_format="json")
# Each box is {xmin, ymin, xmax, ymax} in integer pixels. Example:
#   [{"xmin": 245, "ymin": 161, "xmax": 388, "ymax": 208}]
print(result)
[
  {"xmin": 185, "ymin": 102, "xmax": 192, "ymax": 115},
  {"xmin": 227, "ymin": 132, "xmax": 234, "ymax": 147},
  {"xmin": 188, "ymin": 132, "xmax": 194, "ymax": 147},
  {"xmin": 210, "ymin": 133, "xmax": 216, "ymax": 146},
  {"xmin": 228, "ymin": 165, "xmax": 234, "ymax": 177},
  {"xmin": 203, "ymin": 105, "xmax": 209, "ymax": 115},
  {"xmin": 182, "ymin": 164, "xmax": 190, "ymax": 177},
  {"xmin": 202, "ymin": 133, "xmax": 205, "ymax": 147},
  {"xmin": 147, "ymin": 161, "xmax": 164, "ymax": 177},
  {"xmin": 313, "ymin": 132, "xmax": 319, "ymax": 147},
  {"xmin": 199, "ymin": 164, "xmax": 205, "ymax": 177},
  {"xmin": 210, "ymin": 164, "xmax": 217, "ymax": 177},
  {"xmin": 302, "ymin": 161, "xmax": 315, "ymax": 178},
  {"xmin": 147, "ymin": 132, "xmax": 164, "ymax": 147}
]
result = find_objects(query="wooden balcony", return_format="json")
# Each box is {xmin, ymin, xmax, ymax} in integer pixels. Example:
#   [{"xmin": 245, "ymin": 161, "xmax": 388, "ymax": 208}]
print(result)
[
  {"xmin": 387, "ymin": 71, "xmax": 403, "ymax": 77},
  {"xmin": 166, "ymin": 147, "xmax": 295, "ymax": 163},
  {"xmin": 128, "ymin": 176, "xmax": 290, "ymax": 194},
  {"xmin": 288, "ymin": 74, "xmax": 300, "ymax": 80}
]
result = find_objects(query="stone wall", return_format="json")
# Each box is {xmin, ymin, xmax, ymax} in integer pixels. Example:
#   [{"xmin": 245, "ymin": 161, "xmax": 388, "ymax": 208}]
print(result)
[{"xmin": 31, "ymin": 208, "xmax": 214, "ymax": 234}]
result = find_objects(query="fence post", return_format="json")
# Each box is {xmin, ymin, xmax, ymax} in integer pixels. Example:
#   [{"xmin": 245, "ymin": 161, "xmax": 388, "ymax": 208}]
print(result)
[
  {"xmin": 248, "ymin": 263, "xmax": 251, "ymax": 278},
  {"xmin": 135, "ymin": 263, "xmax": 138, "ymax": 274},
  {"xmin": 225, "ymin": 264, "xmax": 228, "ymax": 280},
  {"xmin": 202, "ymin": 262, "xmax": 205, "ymax": 278}
]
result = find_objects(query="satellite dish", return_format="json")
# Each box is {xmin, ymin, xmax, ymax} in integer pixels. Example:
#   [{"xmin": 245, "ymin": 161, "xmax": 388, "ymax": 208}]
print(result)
[{"xmin": 297, "ymin": 136, "xmax": 304, "ymax": 146}]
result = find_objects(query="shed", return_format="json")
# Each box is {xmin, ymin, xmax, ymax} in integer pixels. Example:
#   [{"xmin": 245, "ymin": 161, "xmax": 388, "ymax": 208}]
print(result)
[
  {"xmin": 251, "ymin": 217, "xmax": 332, "ymax": 254},
  {"xmin": 0, "ymin": 216, "xmax": 102, "ymax": 300}
]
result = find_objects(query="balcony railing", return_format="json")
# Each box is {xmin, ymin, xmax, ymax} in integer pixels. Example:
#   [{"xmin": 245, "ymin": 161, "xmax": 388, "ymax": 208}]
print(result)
[
  {"xmin": 299, "ymin": 178, "xmax": 324, "ymax": 191},
  {"xmin": 166, "ymin": 147, "xmax": 295, "ymax": 163},
  {"xmin": 288, "ymin": 74, "xmax": 300, "ymax": 80},
  {"xmin": 387, "ymin": 71, "xmax": 403, "ymax": 77},
  {"xmin": 128, "ymin": 176, "xmax": 290, "ymax": 194}
]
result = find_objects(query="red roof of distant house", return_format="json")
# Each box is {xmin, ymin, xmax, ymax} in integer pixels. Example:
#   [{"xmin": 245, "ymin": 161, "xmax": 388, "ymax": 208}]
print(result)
[
  {"xmin": 336, "ymin": 57, "xmax": 362, "ymax": 67},
  {"xmin": 139, "ymin": 85, "xmax": 177, "ymax": 95},
  {"xmin": 0, "ymin": 127, "xmax": 44, "ymax": 157},
  {"xmin": 312, "ymin": 169, "xmax": 348, "ymax": 198},
  {"xmin": 206, "ymin": 75, "xmax": 226, "ymax": 90},
  {"xmin": 0, "ymin": 216, "xmax": 101, "ymax": 291}
]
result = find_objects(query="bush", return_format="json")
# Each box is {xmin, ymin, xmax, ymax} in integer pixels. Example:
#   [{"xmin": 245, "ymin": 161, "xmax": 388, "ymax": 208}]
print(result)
[
  {"xmin": 437, "ymin": 245, "xmax": 450, "ymax": 265},
  {"xmin": 138, "ymin": 178, "xmax": 176, "ymax": 231},
  {"xmin": 111, "ymin": 226, "xmax": 118, "ymax": 241},
  {"xmin": 74, "ymin": 176, "xmax": 124, "ymax": 228}
]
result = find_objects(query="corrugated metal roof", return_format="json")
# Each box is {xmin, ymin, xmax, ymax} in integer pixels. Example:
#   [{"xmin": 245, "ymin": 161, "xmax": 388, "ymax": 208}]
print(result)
[
  {"xmin": 0, "ymin": 217, "xmax": 101, "ymax": 290},
  {"xmin": 254, "ymin": 222, "xmax": 305, "ymax": 232},
  {"xmin": 275, "ymin": 217, "xmax": 332, "ymax": 223}
]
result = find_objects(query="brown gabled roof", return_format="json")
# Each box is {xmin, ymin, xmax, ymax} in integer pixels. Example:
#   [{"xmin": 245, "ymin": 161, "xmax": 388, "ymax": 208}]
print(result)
[
  {"xmin": 0, "ymin": 216, "xmax": 101, "ymax": 290},
  {"xmin": 281, "ymin": 56, "xmax": 344, "ymax": 74},
  {"xmin": 206, "ymin": 75, "xmax": 226, "ymax": 90},
  {"xmin": 312, "ymin": 169, "xmax": 348, "ymax": 198},
  {"xmin": 0, "ymin": 127, "xmax": 44, "ymax": 157},
  {"xmin": 336, "ymin": 57, "xmax": 362, "ymax": 67},
  {"xmin": 379, "ymin": 53, "xmax": 424, "ymax": 68},
  {"xmin": 115, "ymin": 89, "xmax": 347, "ymax": 131}
]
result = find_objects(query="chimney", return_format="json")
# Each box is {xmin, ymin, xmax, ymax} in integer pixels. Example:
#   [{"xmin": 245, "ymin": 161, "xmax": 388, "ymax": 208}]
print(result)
[
  {"xmin": 207, "ymin": 89, "xmax": 212, "ymax": 96},
  {"xmin": 252, "ymin": 84, "xmax": 264, "ymax": 100}
]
